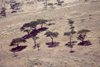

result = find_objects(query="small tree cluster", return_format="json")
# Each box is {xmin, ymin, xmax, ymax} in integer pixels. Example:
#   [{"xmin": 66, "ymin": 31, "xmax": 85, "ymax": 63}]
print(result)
[
  {"xmin": 20, "ymin": 19, "xmax": 48, "ymax": 33},
  {"xmin": 64, "ymin": 19, "xmax": 90, "ymax": 52},
  {"xmin": 64, "ymin": 19, "xmax": 76, "ymax": 52},
  {"xmin": 10, "ymin": 18, "xmax": 91, "ymax": 54},
  {"xmin": 19, "ymin": 19, "xmax": 48, "ymax": 50}
]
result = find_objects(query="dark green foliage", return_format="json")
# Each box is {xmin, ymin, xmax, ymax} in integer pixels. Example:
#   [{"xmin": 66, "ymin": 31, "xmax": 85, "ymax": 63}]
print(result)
[
  {"xmin": 64, "ymin": 19, "xmax": 76, "ymax": 51},
  {"xmin": 64, "ymin": 19, "xmax": 76, "ymax": 42},
  {"xmin": 20, "ymin": 21, "xmax": 38, "ymax": 34},
  {"xmin": 64, "ymin": 32, "xmax": 75, "ymax": 51},
  {"xmin": 64, "ymin": 32, "xmax": 72, "ymax": 36},
  {"xmin": 77, "ymin": 29, "xmax": 90, "ymax": 42},
  {"xmin": 45, "ymin": 31, "xmax": 58, "ymax": 37},
  {"xmin": 48, "ymin": 3, "xmax": 53, "ymax": 6},
  {"xmin": 37, "ymin": 19, "xmax": 48, "ymax": 28},
  {"xmin": 77, "ymin": 29, "xmax": 90, "ymax": 34},
  {"xmin": 10, "ymin": 38, "xmax": 26, "ymax": 47},
  {"xmin": 48, "ymin": 3, "xmax": 54, "ymax": 9},
  {"xmin": 29, "ymin": 21, "xmax": 39, "ymax": 29},
  {"xmin": 44, "ymin": 31, "xmax": 59, "ymax": 45},
  {"xmin": 20, "ymin": 23, "xmax": 32, "ymax": 35}
]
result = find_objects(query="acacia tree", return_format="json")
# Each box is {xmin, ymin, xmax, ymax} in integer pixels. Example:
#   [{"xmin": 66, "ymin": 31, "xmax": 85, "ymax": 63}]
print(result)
[
  {"xmin": 64, "ymin": 19, "xmax": 76, "ymax": 43},
  {"xmin": 10, "ymin": 38, "xmax": 26, "ymax": 48},
  {"xmin": 31, "ymin": 36, "xmax": 39, "ymax": 48},
  {"xmin": 44, "ymin": 31, "xmax": 59, "ymax": 45},
  {"xmin": 64, "ymin": 19, "xmax": 76, "ymax": 52},
  {"xmin": 77, "ymin": 29, "xmax": 90, "ymax": 43},
  {"xmin": 20, "ymin": 21, "xmax": 39, "ymax": 35},
  {"xmin": 20, "ymin": 23, "xmax": 32, "ymax": 35},
  {"xmin": 29, "ymin": 21, "xmax": 39, "ymax": 30},
  {"xmin": 37, "ymin": 19, "xmax": 48, "ymax": 28}
]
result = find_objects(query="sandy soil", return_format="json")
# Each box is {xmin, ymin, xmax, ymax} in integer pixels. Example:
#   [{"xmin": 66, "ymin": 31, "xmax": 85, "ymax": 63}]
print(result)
[{"xmin": 0, "ymin": 0, "xmax": 100, "ymax": 67}]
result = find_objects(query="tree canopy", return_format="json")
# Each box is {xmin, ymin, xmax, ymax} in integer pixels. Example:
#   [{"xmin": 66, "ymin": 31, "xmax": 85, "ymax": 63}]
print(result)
[
  {"xmin": 77, "ymin": 29, "xmax": 90, "ymax": 42},
  {"xmin": 44, "ymin": 31, "xmax": 59, "ymax": 45},
  {"xmin": 44, "ymin": 31, "xmax": 59, "ymax": 37},
  {"xmin": 10, "ymin": 38, "xmax": 26, "ymax": 47},
  {"xmin": 20, "ymin": 21, "xmax": 39, "ymax": 34},
  {"xmin": 77, "ymin": 29, "xmax": 90, "ymax": 34},
  {"xmin": 37, "ymin": 19, "xmax": 48, "ymax": 28}
]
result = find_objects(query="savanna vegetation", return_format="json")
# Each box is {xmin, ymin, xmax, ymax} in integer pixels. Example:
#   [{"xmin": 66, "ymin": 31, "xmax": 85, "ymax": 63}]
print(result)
[{"xmin": 10, "ymin": 18, "xmax": 91, "ymax": 53}]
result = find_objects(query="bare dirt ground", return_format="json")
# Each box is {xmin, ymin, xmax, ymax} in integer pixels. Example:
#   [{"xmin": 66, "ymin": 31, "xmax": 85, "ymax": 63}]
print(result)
[{"xmin": 0, "ymin": 0, "xmax": 100, "ymax": 67}]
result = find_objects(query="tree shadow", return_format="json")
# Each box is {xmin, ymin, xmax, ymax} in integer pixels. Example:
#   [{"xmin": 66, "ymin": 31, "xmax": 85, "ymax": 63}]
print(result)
[
  {"xmin": 15, "ymin": 8, "xmax": 20, "ymax": 10},
  {"xmin": 65, "ymin": 41, "xmax": 77, "ymax": 53},
  {"xmin": 78, "ymin": 40, "xmax": 92, "ymax": 46},
  {"xmin": 45, "ymin": 42, "xmax": 60, "ymax": 48},
  {"xmin": 46, "ymin": 23, "xmax": 55, "ymax": 26},
  {"xmin": 13, "ymin": 55, "xmax": 18, "ymax": 57},
  {"xmin": 65, "ymin": 41, "xmax": 77, "ymax": 46},
  {"xmin": 22, "ymin": 29, "xmax": 38, "ymax": 39},
  {"xmin": 22, "ymin": 27, "xmax": 48, "ymax": 39},
  {"xmin": 37, "ymin": 27, "xmax": 48, "ymax": 33},
  {"xmin": 22, "ymin": 34, "xmax": 32, "ymax": 39},
  {"xmin": 11, "ymin": 11, "xmax": 17, "ymax": 13},
  {"xmin": 69, "ymin": 50, "xmax": 75, "ymax": 53},
  {"xmin": 10, "ymin": 45, "xmax": 27, "ymax": 52},
  {"xmin": 33, "ymin": 43, "xmax": 40, "ymax": 51}
]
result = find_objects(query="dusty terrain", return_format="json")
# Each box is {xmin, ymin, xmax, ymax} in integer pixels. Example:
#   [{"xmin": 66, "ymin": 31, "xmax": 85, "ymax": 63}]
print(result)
[{"xmin": 0, "ymin": 0, "xmax": 100, "ymax": 67}]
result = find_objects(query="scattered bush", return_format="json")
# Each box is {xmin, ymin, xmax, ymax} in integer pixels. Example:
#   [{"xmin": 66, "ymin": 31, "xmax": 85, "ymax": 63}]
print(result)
[
  {"xmin": 77, "ymin": 29, "xmax": 90, "ymax": 42},
  {"xmin": 37, "ymin": 19, "xmax": 48, "ymax": 28}
]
